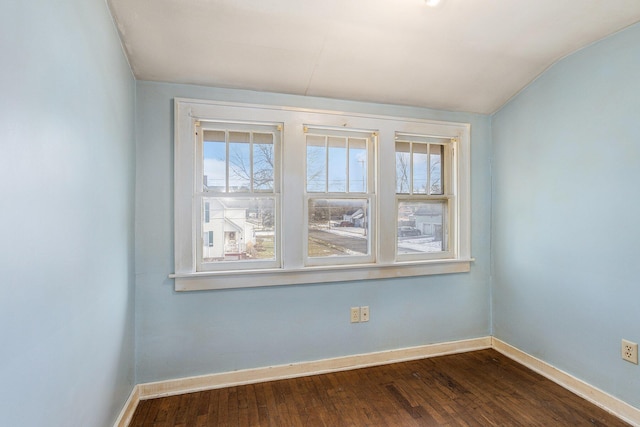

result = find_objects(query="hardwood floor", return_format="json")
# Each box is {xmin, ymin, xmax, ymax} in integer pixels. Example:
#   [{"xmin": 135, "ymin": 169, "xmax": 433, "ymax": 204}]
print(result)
[{"xmin": 129, "ymin": 349, "xmax": 629, "ymax": 426}]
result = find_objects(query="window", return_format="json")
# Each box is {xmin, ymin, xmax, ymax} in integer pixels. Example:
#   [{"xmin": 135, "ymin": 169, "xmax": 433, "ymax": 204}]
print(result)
[
  {"xmin": 196, "ymin": 122, "xmax": 281, "ymax": 271},
  {"xmin": 395, "ymin": 134, "xmax": 454, "ymax": 261},
  {"xmin": 305, "ymin": 128, "xmax": 376, "ymax": 266},
  {"xmin": 203, "ymin": 231, "xmax": 214, "ymax": 248},
  {"xmin": 173, "ymin": 99, "xmax": 471, "ymax": 290}
]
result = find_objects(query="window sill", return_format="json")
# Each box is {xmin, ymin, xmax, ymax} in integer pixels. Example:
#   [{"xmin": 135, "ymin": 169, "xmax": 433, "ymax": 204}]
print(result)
[{"xmin": 170, "ymin": 258, "xmax": 474, "ymax": 291}]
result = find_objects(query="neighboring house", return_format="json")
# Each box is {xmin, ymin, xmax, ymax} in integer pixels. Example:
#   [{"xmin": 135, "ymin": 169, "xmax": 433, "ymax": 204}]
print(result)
[
  {"xmin": 414, "ymin": 206, "xmax": 442, "ymax": 240},
  {"xmin": 202, "ymin": 199, "xmax": 256, "ymax": 260},
  {"xmin": 343, "ymin": 208, "xmax": 365, "ymax": 228}
]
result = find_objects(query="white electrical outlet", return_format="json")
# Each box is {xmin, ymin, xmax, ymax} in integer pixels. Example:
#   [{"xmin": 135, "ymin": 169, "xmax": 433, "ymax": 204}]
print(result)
[
  {"xmin": 350, "ymin": 307, "xmax": 361, "ymax": 323},
  {"xmin": 622, "ymin": 339, "xmax": 638, "ymax": 364},
  {"xmin": 360, "ymin": 306, "xmax": 370, "ymax": 322}
]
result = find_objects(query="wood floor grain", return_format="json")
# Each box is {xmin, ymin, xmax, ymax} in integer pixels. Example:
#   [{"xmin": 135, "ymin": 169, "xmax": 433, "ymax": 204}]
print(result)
[{"xmin": 129, "ymin": 349, "xmax": 629, "ymax": 426}]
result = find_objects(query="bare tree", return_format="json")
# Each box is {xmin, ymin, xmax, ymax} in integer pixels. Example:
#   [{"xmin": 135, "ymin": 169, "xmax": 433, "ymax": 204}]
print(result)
[
  {"xmin": 305, "ymin": 146, "xmax": 327, "ymax": 192},
  {"xmin": 395, "ymin": 152, "xmax": 442, "ymax": 194},
  {"xmin": 229, "ymin": 143, "xmax": 274, "ymax": 190},
  {"xmin": 396, "ymin": 152, "xmax": 410, "ymax": 193},
  {"xmin": 430, "ymin": 156, "xmax": 442, "ymax": 194}
]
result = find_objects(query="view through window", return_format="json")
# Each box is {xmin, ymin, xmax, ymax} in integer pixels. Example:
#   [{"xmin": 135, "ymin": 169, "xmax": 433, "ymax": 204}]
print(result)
[
  {"xmin": 197, "ymin": 124, "xmax": 280, "ymax": 270},
  {"xmin": 395, "ymin": 134, "xmax": 453, "ymax": 259},
  {"xmin": 305, "ymin": 129, "xmax": 375, "ymax": 265}
]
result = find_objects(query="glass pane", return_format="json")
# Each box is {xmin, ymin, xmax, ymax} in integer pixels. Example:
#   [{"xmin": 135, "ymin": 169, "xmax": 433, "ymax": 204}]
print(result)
[
  {"xmin": 202, "ymin": 197, "xmax": 276, "ymax": 262},
  {"xmin": 308, "ymin": 199, "xmax": 369, "ymax": 257},
  {"xmin": 412, "ymin": 143, "xmax": 428, "ymax": 194},
  {"xmin": 328, "ymin": 137, "xmax": 347, "ymax": 192},
  {"xmin": 397, "ymin": 200, "xmax": 447, "ymax": 254},
  {"xmin": 253, "ymin": 133, "xmax": 274, "ymax": 191},
  {"xmin": 430, "ymin": 144, "xmax": 443, "ymax": 195},
  {"xmin": 395, "ymin": 141, "xmax": 410, "ymax": 194},
  {"xmin": 228, "ymin": 131, "xmax": 251, "ymax": 192},
  {"xmin": 203, "ymin": 231, "xmax": 214, "ymax": 248},
  {"xmin": 307, "ymin": 135, "xmax": 326, "ymax": 192},
  {"xmin": 203, "ymin": 130, "xmax": 226, "ymax": 191},
  {"xmin": 348, "ymin": 138, "xmax": 367, "ymax": 193}
]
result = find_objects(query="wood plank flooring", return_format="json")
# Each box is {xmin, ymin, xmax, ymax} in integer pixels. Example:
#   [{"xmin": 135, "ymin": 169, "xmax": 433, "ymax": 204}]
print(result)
[{"xmin": 129, "ymin": 349, "xmax": 630, "ymax": 426}]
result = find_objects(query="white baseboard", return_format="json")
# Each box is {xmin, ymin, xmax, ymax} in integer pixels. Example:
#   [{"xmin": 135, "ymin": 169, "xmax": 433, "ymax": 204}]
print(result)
[
  {"xmin": 113, "ymin": 385, "xmax": 140, "ymax": 427},
  {"xmin": 492, "ymin": 338, "xmax": 640, "ymax": 427},
  {"xmin": 115, "ymin": 336, "xmax": 639, "ymax": 427},
  {"xmin": 137, "ymin": 336, "xmax": 492, "ymax": 399}
]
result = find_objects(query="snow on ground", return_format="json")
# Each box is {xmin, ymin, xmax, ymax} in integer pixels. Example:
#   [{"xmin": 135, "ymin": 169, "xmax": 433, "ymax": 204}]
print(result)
[
  {"xmin": 313, "ymin": 225, "xmax": 442, "ymax": 253},
  {"xmin": 398, "ymin": 237, "xmax": 442, "ymax": 253}
]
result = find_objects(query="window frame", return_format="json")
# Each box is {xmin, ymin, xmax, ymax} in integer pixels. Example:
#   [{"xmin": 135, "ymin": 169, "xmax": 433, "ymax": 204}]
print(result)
[
  {"xmin": 303, "ymin": 126, "xmax": 377, "ymax": 267},
  {"xmin": 394, "ymin": 134, "xmax": 456, "ymax": 262},
  {"xmin": 172, "ymin": 98, "xmax": 472, "ymax": 291},
  {"xmin": 195, "ymin": 120, "xmax": 282, "ymax": 272}
]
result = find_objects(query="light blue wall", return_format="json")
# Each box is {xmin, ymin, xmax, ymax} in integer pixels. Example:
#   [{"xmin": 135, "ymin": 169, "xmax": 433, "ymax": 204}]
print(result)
[
  {"xmin": 135, "ymin": 81, "xmax": 492, "ymax": 382},
  {"xmin": 11, "ymin": 2, "xmax": 637, "ymax": 421},
  {"xmin": 492, "ymin": 23, "xmax": 640, "ymax": 408},
  {"xmin": 0, "ymin": 1, "xmax": 136, "ymax": 426}
]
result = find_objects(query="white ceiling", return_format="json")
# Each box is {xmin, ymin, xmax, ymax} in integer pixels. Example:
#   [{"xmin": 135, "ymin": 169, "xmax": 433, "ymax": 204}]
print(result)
[{"xmin": 108, "ymin": 0, "xmax": 640, "ymax": 114}]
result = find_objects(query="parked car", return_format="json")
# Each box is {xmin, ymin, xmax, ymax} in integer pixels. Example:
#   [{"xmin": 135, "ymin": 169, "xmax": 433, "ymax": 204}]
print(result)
[
  {"xmin": 398, "ymin": 226, "xmax": 421, "ymax": 237},
  {"xmin": 338, "ymin": 221, "xmax": 353, "ymax": 227}
]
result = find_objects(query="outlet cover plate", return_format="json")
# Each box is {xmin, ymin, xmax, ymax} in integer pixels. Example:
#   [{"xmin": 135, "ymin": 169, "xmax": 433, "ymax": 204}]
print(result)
[
  {"xmin": 360, "ymin": 306, "xmax": 369, "ymax": 322},
  {"xmin": 622, "ymin": 339, "xmax": 638, "ymax": 364},
  {"xmin": 350, "ymin": 307, "xmax": 360, "ymax": 323}
]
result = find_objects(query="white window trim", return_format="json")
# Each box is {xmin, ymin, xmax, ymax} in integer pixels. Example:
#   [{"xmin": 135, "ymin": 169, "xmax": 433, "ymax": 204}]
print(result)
[
  {"xmin": 172, "ymin": 98, "xmax": 473, "ymax": 291},
  {"xmin": 304, "ymin": 195, "xmax": 376, "ymax": 267},
  {"xmin": 394, "ymin": 134, "xmax": 457, "ymax": 262},
  {"xmin": 195, "ymin": 120, "xmax": 282, "ymax": 272},
  {"xmin": 303, "ymin": 126, "xmax": 377, "ymax": 267}
]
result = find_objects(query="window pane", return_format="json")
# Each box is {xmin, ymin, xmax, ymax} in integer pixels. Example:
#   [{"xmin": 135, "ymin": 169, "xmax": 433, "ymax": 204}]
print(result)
[
  {"xmin": 307, "ymin": 135, "xmax": 326, "ymax": 192},
  {"xmin": 202, "ymin": 197, "xmax": 276, "ymax": 262},
  {"xmin": 395, "ymin": 141, "xmax": 410, "ymax": 194},
  {"xmin": 308, "ymin": 199, "xmax": 369, "ymax": 257},
  {"xmin": 203, "ymin": 130, "xmax": 226, "ymax": 191},
  {"xmin": 430, "ymin": 144, "xmax": 443, "ymax": 195},
  {"xmin": 397, "ymin": 200, "xmax": 447, "ymax": 254},
  {"xmin": 412, "ymin": 143, "xmax": 428, "ymax": 194},
  {"xmin": 253, "ymin": 133, "xmax": 274, "ymax": 191},
  {"xmin": 328, "ymin": 137, "xmax": 347, "ymax": 192},
  {"xmin": 229, "ymin": 131, "xmax": 251, "ymax": 192},
  {"xmin": 203, "ymin": 230, "xmax": 214, "ymax": 247},
  {"xmin": 349, "ymin": 138, "xmax": 367, "ymax": 193}
]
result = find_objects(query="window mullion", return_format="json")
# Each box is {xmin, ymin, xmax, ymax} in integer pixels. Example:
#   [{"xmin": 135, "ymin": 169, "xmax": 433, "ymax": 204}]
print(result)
[
  {"xmin": 409, "ymin": 142, "xmax": 414, "ymax": 195},
  {"xmin": 249, "ymin": 132, "xmax": 254, "ymax": 192},
  {"xmin": 195, "ymin": 125, "xmax": 204, "ymax": 270},
  {"xmin": 224, "ymin": 130, "xmax": 230, "ymax": 193},
  {"xmin": 324, "ymin": 136, "xmax": 329, "ymax": 193},
  {"xmin": 427, "ymin": 143, "xmax": 432, "ymax": 195},
  {"xmin": 345, "ymin": 138, "xmax": 350, "ymax": 193}
]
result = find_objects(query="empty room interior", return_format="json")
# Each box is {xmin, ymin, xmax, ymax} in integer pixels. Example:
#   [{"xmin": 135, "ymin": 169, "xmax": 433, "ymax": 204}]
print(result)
[{"xmin": 2, "ymin": 0, "xmax": 640, "ymax": 426}]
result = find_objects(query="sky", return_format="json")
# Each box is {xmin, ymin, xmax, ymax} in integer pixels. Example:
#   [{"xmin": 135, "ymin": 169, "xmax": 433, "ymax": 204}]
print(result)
[{"xmin": 202, "ymin": 131, "xmax": 370, "ymax": 194}]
